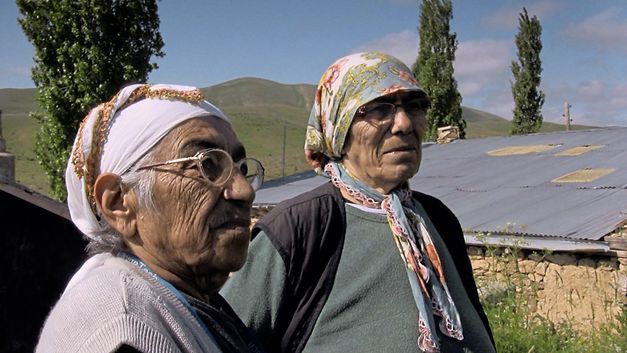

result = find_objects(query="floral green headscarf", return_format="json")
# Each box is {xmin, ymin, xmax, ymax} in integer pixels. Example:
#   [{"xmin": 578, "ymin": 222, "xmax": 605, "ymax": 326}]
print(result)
[
  {"xmin": 304, "ymin": 51, "xmax": 424, "ymax": 168},
  {"xmin": 304, "ymin": 52, "xmax": 465, "ymax": 353}
]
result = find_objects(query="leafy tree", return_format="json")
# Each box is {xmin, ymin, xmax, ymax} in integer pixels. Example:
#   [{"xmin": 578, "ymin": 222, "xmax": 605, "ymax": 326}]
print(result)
[
  {"xmin": 511, "ymin": 7, "xmax": 545, "ymax": 135},
  {"xmin": 413, "ymin": 0, "xmax": 465, "ymax": 141},
  {"xmin": 17, "ymin": 0, "xmax": 164, "ymax": 200}
]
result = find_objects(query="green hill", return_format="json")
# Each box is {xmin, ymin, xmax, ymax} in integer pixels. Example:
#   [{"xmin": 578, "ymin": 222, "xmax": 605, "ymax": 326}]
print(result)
[{"xmin": 0, "ymin": 79, "xmax": 594, "ymax": 196}]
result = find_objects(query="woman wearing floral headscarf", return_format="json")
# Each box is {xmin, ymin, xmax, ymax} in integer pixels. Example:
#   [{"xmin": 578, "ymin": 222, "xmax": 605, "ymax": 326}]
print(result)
[{"xmin": 222, "ymin": 52, "xmax": 495, "ymax": 353}]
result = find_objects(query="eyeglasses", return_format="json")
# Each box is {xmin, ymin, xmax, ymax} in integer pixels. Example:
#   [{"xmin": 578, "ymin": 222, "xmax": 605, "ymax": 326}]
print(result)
[
  {"xmin": 356, "ymin": 98, "xmax": 427, "ymax": 127},
  {"xmin": 137, "ymin": 148, "xmax": 264, "ymax": 191}
]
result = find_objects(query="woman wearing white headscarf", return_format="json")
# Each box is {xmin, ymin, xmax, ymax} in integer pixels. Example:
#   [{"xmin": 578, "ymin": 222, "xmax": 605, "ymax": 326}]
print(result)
[
  {"xmin": 222, "ymin": 52, "xmax": 495, "ymax": 353},
  {"xmin": 36, "ymin": 84, "xmax": 266, "ymax": 353}
]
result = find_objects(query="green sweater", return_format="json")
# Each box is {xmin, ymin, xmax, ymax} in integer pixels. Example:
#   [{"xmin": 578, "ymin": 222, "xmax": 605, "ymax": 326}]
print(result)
[{"xmin": 222, "ymin": 204, "xmax": 495, "ymax": 353}]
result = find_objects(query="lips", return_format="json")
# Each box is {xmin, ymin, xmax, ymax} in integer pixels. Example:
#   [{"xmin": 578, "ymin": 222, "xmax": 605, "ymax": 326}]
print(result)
[
  {"xmin": 217, "ymin": 218, "xmax": 250, "ymax": 230},
  {"xmin": 213, "ymin": 218, "xmax": 251, "ymax": 243},
  {"xmin": 381, "ymin": 145, "xmax": 416, "ymax": 154}
]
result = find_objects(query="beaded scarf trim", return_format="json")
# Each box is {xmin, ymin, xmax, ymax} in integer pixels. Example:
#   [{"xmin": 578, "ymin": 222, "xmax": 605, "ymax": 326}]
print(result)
[{"xmin": 70, "ymin": 84, "xmax": 204, "ymax": 212}]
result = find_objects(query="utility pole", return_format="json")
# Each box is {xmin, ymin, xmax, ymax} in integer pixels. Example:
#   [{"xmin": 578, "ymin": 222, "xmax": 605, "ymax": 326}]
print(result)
[
  {"xmin": 281, "ymin": 122, "xmax": 286, "ymax": 180},
  {"xmin": 0, "ymin": 109, "xmax": 16, "ymax": 183},
  {"xmin": 0, "ymin": 110, "xmax": 5, "ymax": 152},
  {"xmin": 563, "ymin": 102, "xmax": 572, "ymax": 131}
]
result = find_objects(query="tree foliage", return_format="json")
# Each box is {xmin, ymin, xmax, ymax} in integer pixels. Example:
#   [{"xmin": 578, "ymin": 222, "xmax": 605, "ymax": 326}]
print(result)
[
  {"xmin": 511, "ymin": 7, "xmax": 545, "ymax": 135},
  {"xmin": 413, "ymin": 0, "xmax": 465, "ymax": 141},
  {"xmin": 17, "ymin": 0, "xmax": 164, "ymax": 200}
]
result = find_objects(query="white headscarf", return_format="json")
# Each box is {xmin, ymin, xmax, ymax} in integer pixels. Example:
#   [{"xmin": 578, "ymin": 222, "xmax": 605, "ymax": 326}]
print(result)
[{"xmin": 66, "ymin": 83, "xmax": 230, "ymax": 240}]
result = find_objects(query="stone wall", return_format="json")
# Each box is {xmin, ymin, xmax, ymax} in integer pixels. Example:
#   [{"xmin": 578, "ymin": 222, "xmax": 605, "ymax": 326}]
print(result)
[{"xmin": 469, "ymin": 240, "xmax": 626, "ymax": 331}]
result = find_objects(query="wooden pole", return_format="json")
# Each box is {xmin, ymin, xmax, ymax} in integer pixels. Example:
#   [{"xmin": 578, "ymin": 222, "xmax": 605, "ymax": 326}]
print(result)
[
  {"xmin": 0, "ymin": 110, "xmax": 5, "ymax": 152},
  {"xmin": 563, "ymin": 102, "xmax": 571, "ymax": 131},
  {"xmin": 281, "ymin": 122, "xmax": 286, "ymax": 180}
]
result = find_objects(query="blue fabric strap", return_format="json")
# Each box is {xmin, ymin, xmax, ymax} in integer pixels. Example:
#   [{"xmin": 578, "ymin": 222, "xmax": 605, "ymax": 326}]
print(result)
[{"xmin": 118, "ymin": 252, "xmax": 218, "ymax": 345}]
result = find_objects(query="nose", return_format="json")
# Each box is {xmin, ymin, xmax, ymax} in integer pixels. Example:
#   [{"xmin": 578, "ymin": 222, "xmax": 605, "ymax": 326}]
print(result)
[
  {"xmin": 222, "ymin": 171, "xmax": 255, "ymax": 205},
  {"xmin": 390, "ymin": 107, "xmax": 414, "ymax": 135}
]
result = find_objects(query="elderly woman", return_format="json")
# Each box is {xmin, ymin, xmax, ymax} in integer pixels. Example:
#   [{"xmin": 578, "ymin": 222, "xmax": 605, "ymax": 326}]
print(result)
[
  {"xmin": 221, "ymin": 52, "xmax": 495, "ymax": 353},
  {"xmin": 36, "ymin": 84, "xmax": 266, "ymax": 353}
]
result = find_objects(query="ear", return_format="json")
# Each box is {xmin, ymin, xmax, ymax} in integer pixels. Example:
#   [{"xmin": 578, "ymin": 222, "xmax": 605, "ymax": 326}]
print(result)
[
  {"xmin": 304, "ymin": 149, "xmax": 329, "ymax": 175},
  {"xmin": 94, "ymin": 172, "xmax": 137, "ymax": 240}
]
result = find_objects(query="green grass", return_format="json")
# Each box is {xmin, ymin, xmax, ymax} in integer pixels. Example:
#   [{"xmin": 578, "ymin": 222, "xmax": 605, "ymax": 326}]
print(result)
[
  {"xmin": 222, "ymin": 104, "xmax": 311, "ymax": 180},
  {"xmin": 485, "ymin": 289, "xmax": 626, "ymax": 353},
  {"xmin": 0, "ymin": 88, "xmax": 38, "ymax": 115},
  {"xmin": 478, "ymin": 240, "xmax": 626, "ymax": 353},
  {"xmin": 0, "ymin": 80, "xmax": 597, "ymax": 196},
  {"xmin": 3, "ymin": 115, "xmax": 51, "ymax": 195}
]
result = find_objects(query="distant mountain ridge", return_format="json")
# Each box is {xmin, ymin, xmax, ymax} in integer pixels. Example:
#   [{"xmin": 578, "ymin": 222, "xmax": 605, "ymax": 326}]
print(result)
[
  {"xmin": 0, "ymin": 77, "xmax": 574, "ymax": 129},
  {"xmin": 0, "ymin": 77, "xmax": 594, "ymax": 195},
  {"xmin": 203, "ymin": 77, "xmax": 315, "ymax": 109}
]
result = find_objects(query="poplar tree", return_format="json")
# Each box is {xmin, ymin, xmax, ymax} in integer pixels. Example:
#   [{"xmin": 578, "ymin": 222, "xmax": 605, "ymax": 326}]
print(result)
[
  {"xmin": 511, "ymin": 7, "xmax": 545, "ymax": 135},
  {"xmin": 413, "ymin": 0, "xmax": 465, "ymax": 141},
  {"xmin": 17, "ymin": 0, "xmax": 164, "ymax": 200}
]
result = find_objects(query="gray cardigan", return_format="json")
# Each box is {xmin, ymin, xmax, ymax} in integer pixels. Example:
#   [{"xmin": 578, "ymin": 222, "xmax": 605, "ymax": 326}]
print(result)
[{"xmin": 36, "ymin": 253, "xmax": 222, "ymax": 353}]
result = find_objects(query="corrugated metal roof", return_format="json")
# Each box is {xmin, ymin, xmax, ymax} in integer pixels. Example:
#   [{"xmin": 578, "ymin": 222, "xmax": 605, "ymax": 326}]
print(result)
[{"xmin": 254, "ymin": 127, "xmax": 627, "ymax": 246}]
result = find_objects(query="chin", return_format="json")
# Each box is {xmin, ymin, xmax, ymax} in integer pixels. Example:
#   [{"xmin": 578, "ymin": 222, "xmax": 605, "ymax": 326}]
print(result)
[
  {"xmin": 199, "ymin": 272, "xmax": 232, "ymax": 294},
  {"xmin": 388, "ymin": 163, "xmax": 419, "ymax": 182},
  {"xmin": 224, "ymin": 248, "xmax": 249, "ymax": 271}
]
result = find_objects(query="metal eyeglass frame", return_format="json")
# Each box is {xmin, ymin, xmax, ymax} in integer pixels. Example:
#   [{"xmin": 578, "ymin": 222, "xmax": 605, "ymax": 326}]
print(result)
[
  {"xmin": 356, "ymin": 99, "xmax": 428, "ymax": 127},
  {"xmin": 136, "ymin": 148, "xmax": 264, "ymax": 191}
]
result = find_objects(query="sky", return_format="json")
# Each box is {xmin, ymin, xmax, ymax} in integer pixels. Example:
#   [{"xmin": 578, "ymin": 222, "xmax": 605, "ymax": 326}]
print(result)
[{"xmin": 1, "ymin": 0, "xmax": 627, "ymax": 127}]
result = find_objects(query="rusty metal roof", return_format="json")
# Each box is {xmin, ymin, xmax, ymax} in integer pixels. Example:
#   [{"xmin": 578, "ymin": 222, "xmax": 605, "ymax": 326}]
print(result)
[{"xmin": 254, "ymin": 127, "xmax": 627, "ymax": 250}]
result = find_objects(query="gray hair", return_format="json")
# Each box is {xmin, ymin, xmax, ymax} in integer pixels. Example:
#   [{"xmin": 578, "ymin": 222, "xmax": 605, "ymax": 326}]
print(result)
[{"xmin": 85, "ymin": 150, "xmax": 158, "ymax": 255}]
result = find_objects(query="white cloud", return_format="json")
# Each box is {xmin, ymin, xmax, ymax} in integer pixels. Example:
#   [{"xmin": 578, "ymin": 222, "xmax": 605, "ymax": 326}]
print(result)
[
  {"xmin": 455, "ymin": 39, "xmax": 511, "ymax": 102},
  {"xmin": 454, "ymin": 39, "xmax": 511, "ymax": 92},
  {"xmin": 455, "ymin": 40, "xmax": 510, "ymax": 76},
  {"xmin": 561, "ymin": 8, "xmax": 627, "ymax": 52},
  {"xmin": 1, "ymin": 66, "xmax": 30, "ymax": 76},
  {"xmin": 356, "ymin": 34, "xmax": 513, "ymax": 104},
  {"xmin": 458, "ymin": 81, "xmax": 483, "ymax": 96},
  {"xmin": 576, "ymin": 80, "xmax": 604, "ymax": 98},
  {"xmin": 386, "ymin": 0, "xmax": 414, "ymax": 5},
  {"xmin": 349, "ymin": 27, "xmax": 627, "ymax": 127},
  {"xmin": 608, "ymin": 84, "xmax": 627, "ymax": 109},
  {"xmin": 481, "ymin": 0, "xmax": 563, "ymax": 29},
  {"xmin": 0, "ymin": 66, "xmax": 32, "ymax": 87},
  {"xmin": 353, "ymin": 30, "xmax": 418, "ymax": 67},
  {"xmin": 543, "ymin": 80, "xmax": 627, "ymax": 126},
  {"xmin": 464, "ymin": 79, "xmax": 627, "ymax": 127},
  {"xmin": 475, "ymin": 90, "xmax": 514, "ymax": 120},
  {"xmin": 12, "ymin": 67, "xmax": 30, "ymax": 75},
  {"xmin": 612, "ymin": 83, "xmax": 627, "ymax": 97}
]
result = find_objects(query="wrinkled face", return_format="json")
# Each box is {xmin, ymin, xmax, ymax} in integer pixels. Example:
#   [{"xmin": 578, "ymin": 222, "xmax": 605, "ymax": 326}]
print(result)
[
  {"xmin": 134, "ymin": 116, "xmax": 255, "ymax": 292},
  {"xmin": 342, "ymin": 91, "xmax": 428, "ymax": 194}
]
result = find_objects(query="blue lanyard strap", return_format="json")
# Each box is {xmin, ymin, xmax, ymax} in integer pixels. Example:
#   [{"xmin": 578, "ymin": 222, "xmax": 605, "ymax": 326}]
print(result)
[{"xmin": 118, "ymin": 252, "xmax": 216, "ymax": 341}]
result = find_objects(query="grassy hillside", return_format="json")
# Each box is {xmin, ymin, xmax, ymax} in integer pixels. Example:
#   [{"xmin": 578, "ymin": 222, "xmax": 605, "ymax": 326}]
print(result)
[
  {"xmin": 0, "ymin": 88, "xmax": 46, "ymax": 193},
  {"xmin": 0, "ymin": 80, "xmax": 595, "ymax": 197},
  {"xmin": 463, "ymin": 106, "xmax": 594, "ymax": 138},
  {"xmin": 0, "ymin": 88, "xmax": 38, "ymax": 116},
  {"xmin": 202, "ymin": 78, "xmax": 315, "ymax": 179}
]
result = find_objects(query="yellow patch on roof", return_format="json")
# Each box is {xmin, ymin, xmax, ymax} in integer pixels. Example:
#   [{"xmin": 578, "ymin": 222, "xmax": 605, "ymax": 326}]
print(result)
[
  {"xmin": 555, "ymin": 144, "xmax": 604, "ymax": 156},
  {"xmin": 552, "ymin": 168, "xmax": 616, "ymax": 183},
  {"xmin": 486, "ymin": 144, "xmax": 559, "ymax": 156}
]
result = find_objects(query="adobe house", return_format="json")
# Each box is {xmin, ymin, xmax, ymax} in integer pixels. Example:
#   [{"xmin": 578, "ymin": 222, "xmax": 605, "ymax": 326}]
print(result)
[
  {"xmin": 0, "ymin": 111, "xmax": 87, "ymax": 352},
  {"xmin": 253, "ymin": 127, "xmax": 627, "ymax": 330}
]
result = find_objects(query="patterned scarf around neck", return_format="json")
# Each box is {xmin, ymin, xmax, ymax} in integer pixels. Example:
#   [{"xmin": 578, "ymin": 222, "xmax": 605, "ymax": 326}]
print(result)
[{"xmin": 325, "ymin": 161, "xmax": 464, "ymax": 353}]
